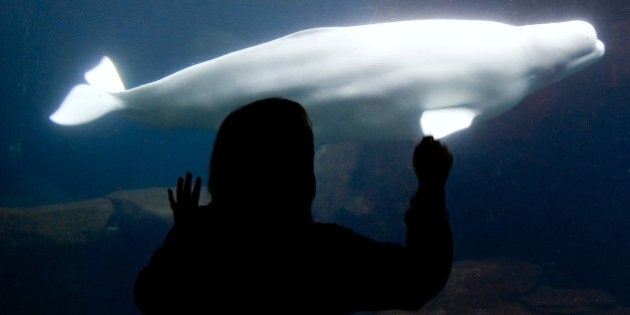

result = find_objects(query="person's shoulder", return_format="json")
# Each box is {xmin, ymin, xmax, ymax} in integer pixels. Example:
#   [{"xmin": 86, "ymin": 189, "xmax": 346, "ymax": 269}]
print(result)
[
  {"xmin": 312, "ymin": 222, "xmax": 356, "ymax": 234},
  {"xmin": 311, "ymin": 222, "xmax": 373, "ymax": 244}
]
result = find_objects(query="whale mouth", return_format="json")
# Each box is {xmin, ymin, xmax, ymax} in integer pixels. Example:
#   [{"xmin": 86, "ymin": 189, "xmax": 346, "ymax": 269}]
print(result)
[
  {"xmin": 527, "ymin": 20, "xmax": 605, "ymax": 70},
  {"xmin": 564, "ymin": 20, "xmax": 606, "ymax": 72},
  {"xmin": 524, "ymin": 21, "xmax": 605, "ymax": 91},
  {"xmin": 566, "ymin": 38, "xmax": 605, "ymax": 74},
  {"xmin": 587, "ymin": 39, "xmax": 605, "ymax": 61}
]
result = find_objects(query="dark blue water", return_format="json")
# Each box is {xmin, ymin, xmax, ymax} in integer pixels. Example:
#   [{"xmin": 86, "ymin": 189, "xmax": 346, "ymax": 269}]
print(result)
[{"xmin": 1, "ymin": 0, "xmax": 628, "ymax": 313}]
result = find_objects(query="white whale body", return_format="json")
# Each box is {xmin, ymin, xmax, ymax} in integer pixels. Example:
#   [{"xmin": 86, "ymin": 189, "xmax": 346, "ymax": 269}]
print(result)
[{"xmin": 50, "ymin": 19, "xmax": 604, "ymax": 140}]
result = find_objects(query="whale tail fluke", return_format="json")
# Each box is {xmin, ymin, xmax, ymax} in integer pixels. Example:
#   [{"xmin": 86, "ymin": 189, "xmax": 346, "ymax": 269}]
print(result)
[{"xmin": 50, "ymin": 56, "xmax": 125, "ymax": 125}]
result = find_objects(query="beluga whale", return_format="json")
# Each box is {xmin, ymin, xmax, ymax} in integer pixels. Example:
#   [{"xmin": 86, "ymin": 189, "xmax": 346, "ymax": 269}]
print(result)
[{"xmin": 50, "ymin": 19, "xmax": 605, "ymax": 141}]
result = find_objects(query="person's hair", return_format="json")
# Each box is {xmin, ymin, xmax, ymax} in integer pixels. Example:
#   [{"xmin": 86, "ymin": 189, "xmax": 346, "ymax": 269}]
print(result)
[{"xmin": 209, "ymin": 98, "xmax": 315, "ymax": 223}]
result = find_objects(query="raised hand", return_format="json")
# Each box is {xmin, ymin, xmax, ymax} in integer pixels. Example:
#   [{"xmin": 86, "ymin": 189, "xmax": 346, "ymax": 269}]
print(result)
[
  {"xmin": 413, "ymin": 136, "xmax": 453, "ymax": 188},
  {"xmin": 168, "ymin": 172, "xmax": 202, "ymax": 226}
]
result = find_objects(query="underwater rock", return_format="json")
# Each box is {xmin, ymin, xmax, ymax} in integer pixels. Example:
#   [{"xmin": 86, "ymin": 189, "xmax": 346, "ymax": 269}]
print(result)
[
  {"xmin": 106, "ymin": 187, "xmax": 177, "ymax": 222},
  {"xmin": 1, "ymin": 189, "xmax": 628, "ymax": 314},
  {"xmin": 0, "ymin": 188, "xmax": 173, "ymax": 314},
  {"xmin": 418, "ymin": 259, "xmax": 542, "ymax": 314},
  {"xmin": 521, "ymin": 286, "xmax": 619, "ymax": 314},
  {"xmin": 0, "ymin": 198, "xmax": 114, "ymax": 245},
  {"xmin": 418, "ymin": 259, "xmax": 627, "ymax": 314}
]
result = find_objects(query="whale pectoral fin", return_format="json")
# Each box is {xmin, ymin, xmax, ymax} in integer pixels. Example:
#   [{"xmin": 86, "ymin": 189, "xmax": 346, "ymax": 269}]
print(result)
[{"xmin": 420, "ymin": 107, "xmax": 478, "ymax": 139}]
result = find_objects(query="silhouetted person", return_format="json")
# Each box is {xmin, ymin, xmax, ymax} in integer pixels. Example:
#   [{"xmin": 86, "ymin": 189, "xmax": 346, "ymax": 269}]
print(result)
[{"xmin": 134, "ymin": 98, "xmax": 453, "ymax": 314}]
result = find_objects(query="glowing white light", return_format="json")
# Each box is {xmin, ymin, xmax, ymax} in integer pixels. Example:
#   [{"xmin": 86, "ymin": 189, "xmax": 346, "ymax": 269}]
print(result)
[
  {"xmin": 84, "ymin": 56, "xmax": 125, "ymax": 93},
  {"xmin": 420, "ymin": 108, "xmax": 477, "ymax": 139}
]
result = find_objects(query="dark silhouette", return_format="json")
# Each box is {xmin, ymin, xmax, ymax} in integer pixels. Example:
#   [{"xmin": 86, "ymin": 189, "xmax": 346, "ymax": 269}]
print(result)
[{"xmin": 134, "ymin": 98, "xmax": 453, "ymax": 314}]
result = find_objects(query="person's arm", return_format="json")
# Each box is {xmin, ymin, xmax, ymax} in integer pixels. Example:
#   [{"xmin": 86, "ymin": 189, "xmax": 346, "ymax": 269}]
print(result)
[
  {"xmin": 404, "ymin": 136, "xmax": 454, "ymax": 306},
  {"xmin": 325, "ymin": 137, "xmax": 453, "ymax": 312},
  {"xmin": 134, "ymin": 172, "xmax": 205, "ymax": 314}
]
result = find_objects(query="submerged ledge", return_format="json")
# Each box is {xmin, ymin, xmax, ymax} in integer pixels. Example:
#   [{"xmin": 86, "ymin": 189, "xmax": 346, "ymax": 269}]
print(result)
[{"xmin": 0, "ymin": 187, "xmax": 627, "ymax": 314}]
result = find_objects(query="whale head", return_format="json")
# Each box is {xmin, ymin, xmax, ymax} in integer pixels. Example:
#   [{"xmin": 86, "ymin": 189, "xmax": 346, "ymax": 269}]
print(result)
[{"xmin": 521, "ymin": 20, "xmax": 605, "ymax": 91}]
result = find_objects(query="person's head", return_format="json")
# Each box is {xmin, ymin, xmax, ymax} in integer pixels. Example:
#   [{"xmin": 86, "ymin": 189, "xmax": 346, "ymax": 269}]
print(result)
[{"xmin": 209, "ymin": 98, "xmax": 315, "ymax": 224}]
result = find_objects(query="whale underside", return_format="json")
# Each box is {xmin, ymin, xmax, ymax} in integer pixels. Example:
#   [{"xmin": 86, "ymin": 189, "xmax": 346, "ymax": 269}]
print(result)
[{"xmin": 50, "ymin": 19, "xmax": 605, "ymax": 141}]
